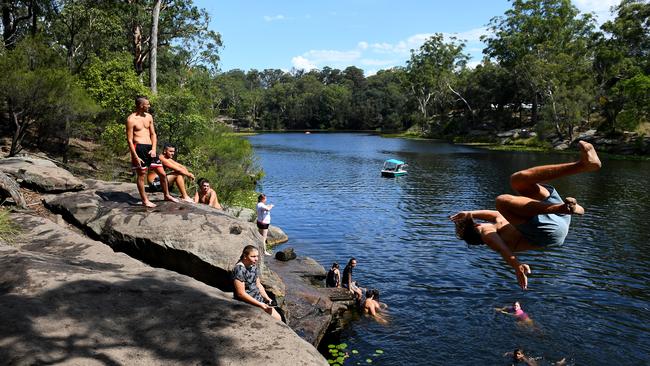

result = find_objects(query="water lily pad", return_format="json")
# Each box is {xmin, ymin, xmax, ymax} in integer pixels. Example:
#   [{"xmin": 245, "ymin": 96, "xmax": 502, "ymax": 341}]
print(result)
[
  {"xmin": 337, "ymin": 343, "xmax": 348, "ymax": 350},
  {"xmin": 352, "ymin": 350, "xmax": 359, "ymax": 354},
  {"xmin": 366, "ymin": 359, "xmax": 373, "ymax": 363},
  {"xmin": 375, "ymin": 350, "xmax": 384, "ymax": 354},
  {"xmin": 328, "ymin": 345, "xmax": 336, "ymax": 349}
]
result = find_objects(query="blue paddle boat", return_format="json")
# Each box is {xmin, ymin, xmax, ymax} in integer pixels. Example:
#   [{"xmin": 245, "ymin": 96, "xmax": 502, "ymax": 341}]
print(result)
[{"xmin": 381, "ymin": 159, "xmax": 408, "ymax": 177}]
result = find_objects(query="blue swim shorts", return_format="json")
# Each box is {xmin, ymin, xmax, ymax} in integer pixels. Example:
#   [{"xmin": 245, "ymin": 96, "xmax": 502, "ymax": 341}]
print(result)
[{"xmin": 515, "ymin": 185, "xmax": 571, "ymax": 247}]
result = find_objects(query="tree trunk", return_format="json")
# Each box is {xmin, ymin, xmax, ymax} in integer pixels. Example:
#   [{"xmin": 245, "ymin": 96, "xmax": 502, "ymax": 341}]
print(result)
[
  {"xmin": 149, "ymin": 0, "xmax": 161, "ymax": 94},
  {"xmin": 0, "ymin": 171, "xmax": 27, "ymax": 209}
]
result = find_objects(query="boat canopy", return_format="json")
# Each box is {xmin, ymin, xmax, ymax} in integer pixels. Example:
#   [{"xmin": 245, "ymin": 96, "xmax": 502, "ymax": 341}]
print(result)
[{"xmin": 384, "ymin": 159, "xmax": 405, "ymax": 165}]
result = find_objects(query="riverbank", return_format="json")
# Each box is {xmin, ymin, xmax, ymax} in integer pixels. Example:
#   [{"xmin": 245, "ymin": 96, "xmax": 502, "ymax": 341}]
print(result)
[{"xmin": 0, "ymin": 156, "xmax": 354, "ymax": 365}]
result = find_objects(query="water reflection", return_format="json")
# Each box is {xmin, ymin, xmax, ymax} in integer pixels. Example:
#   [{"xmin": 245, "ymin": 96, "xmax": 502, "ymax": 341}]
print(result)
[{"xmin": 249, "ymin": 133, "xmax": 650, "ymax": 365}]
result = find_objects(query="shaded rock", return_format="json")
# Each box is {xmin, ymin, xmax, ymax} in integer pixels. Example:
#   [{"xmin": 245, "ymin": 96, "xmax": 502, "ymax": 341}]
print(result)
[
  {"xmin": 0, "ymin": 212, "xmax": 327, "ymax": 365},
  {"xmin": 267, "ymin": 225, "xmax": 289, "ymax": 247},
  {"xmin": 267, "ymin": 256, "xmax": 353, "ymax": 347},
  {"xmin": 0, "ymin": 157, "xmax": 86, "ymax": 192},
  {"xmin": 275, "ymin": 247, "xmax": 297, "ymax": 261},
  {"xmin": 42, "ymin": 179, "xmax": 271, "ymax": 294}
]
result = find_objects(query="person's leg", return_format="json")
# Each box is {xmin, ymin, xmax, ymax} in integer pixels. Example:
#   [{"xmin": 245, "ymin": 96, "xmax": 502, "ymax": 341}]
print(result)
[
  {"xmin": 172, "ymin": 175, "xmax": 193, "ymax": 202},
  {"xmin": 510, "ymin": 141, "xmax": 601, "ymax": 199},
  {"xmin": 495, "ymin": 194, "xmax": 581, "ymax": 225},
  {"xmin": 154, "ymin": 167, "xmax": 179, "ymax": 202},
  {"xmin": 136, "ymin": 171, "xmax": 156, "ymax": 207},
  {"xmin": 260, "ymin": 228, "xmax": 272, "ymax": 255},
  {"xmin": 266, "ymin": 307, "xmax": 282, "ymax": 321}
]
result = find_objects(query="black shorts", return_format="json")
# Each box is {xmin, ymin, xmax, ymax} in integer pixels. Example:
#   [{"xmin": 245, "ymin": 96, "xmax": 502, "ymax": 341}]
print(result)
[
  {"xmin": 132, "ymin": 144, "xmax": 162, "ymax": 171},
  {"xmin": 256, "ymin": 221, "xmax": 269, "ymax": 230}
]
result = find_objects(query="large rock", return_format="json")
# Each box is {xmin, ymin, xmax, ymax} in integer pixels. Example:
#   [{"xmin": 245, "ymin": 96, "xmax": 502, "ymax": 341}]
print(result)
[
  {"xmin": 0, "ymin": 156, "xmax": 86, "ymax": 192},
  {"xmin": 0, "ymin": 212, "xmax": 327, "ymax": 365},
  {"xmin": 267, "ymin": 257, "xmax": 353, "ymax": 346},
  {"xmin": 43, "ymin": 179, "xmax": 270, "ymax": 293},
  {"xmin": 267, "ymin": 225, "xmax": 289, "ymax": 247}
]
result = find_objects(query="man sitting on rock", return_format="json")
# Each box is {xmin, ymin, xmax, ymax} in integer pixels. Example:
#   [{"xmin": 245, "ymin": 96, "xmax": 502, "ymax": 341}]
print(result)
[
  {"xmin": 233, "ymin": 245, "xmax": 281, "ymax": 321},
  {"xmin": 147, "ymin": 143, "xmax": 195, "ymax": 203},
  {"xmin": 194, "ymin": 178, "xmax": 223, "ymax": 210}
]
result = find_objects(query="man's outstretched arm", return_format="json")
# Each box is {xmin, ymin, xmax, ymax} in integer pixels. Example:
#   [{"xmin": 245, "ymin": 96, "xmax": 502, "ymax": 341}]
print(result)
[{"xmin": 478, "ymin": 225, "xmax": 531, "ymax": 290}]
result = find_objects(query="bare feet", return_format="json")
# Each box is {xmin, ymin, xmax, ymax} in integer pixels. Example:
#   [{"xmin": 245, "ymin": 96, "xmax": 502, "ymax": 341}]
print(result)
[
  {"xmin": 143, "ymin": 200, "xmax": 157, "ymax": 208},
  {"xmin": 264, "ymin": 250, "xmax": 272, "ymax": 256},
  {"xmin": 164, "ymin": 195, "xmax": 180, "ymax": 203},
  {"xmin": 578, "ymin": 140, "xmax": 602, "ymax": 172},
  {"xmin": 181, "ymin": 196, "xmax": 194, "ymax": 203},
  {"xmin": 564, "ymin": 197, "xmax": 584, "ymax": 215}
]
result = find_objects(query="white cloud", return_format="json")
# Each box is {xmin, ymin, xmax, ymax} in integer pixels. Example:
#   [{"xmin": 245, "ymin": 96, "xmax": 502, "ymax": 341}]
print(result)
[
  {"xmin": 444, "ymin": 27, "xmax": 490, "ymax": 43},
  {"xmin": 263, "ymin": 14, "xmax": 286, "ymax": 22},
  {"xmin": 573, "ymin": 0, "xmax": 619, "ymax": 23},
  {"xmin": 357, "ymin": 41, "xmax": 369, "ymax": 50},
  {"xmin": 291, "ymin": 56, "xmax": 317, "ymax": 70}
]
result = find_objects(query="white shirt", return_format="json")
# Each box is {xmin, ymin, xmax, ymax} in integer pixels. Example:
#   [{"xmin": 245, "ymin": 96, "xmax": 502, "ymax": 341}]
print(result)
[{"xmin": 257, "ymin": 202, "xmax": 272, "ymax": 224}]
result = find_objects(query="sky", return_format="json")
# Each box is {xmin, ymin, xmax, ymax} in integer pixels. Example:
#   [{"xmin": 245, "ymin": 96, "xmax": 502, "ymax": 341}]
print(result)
[{"xmin": 195, "ymin": 0, "xmax": 621, "ymax": 76}]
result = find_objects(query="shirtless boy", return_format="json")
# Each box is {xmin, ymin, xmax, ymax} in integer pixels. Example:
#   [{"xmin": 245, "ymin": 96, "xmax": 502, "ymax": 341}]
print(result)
[
  {"xmin": 451, "ymin": 141, "xmax": 601, "ymax": 289},
  {"xmin": 147, "ymin": 143, "xmax": 195, "ymax": 203},
  {"xmin": 126, "ymin": 96, "xmax": 179, "ymax": 207},
  {"xmin": 194, "ymin": 178, "xmax": 223, "ymax": 210}
]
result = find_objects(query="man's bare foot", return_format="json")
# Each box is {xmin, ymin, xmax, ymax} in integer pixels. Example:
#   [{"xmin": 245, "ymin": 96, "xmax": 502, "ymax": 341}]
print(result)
[
  {"xmin": 564, "ymin": 197, "xmax": 584, "ymax": 215},
  {"xmin": 164, "ymin": 195, "xmax": 180, "ymax": 203},
  {"xmin": 143, "ymin": 200, "xmax": 157, "ymax": 208},
  {"xmin": 578, "ymin": 140, "xmax": 602, "ymax": 172},
  {"xmin": 181, "ymin": 196, "xmax": 194, "ymax": 203}
]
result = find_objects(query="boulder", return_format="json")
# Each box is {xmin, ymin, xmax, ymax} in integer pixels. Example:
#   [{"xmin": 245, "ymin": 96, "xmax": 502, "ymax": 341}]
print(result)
[
  {"xmin": 0, "ymin": 171, "xmax": 26, "ymax": 208},
  {"xmin": 225, "ymin": 206, "xmax": 256, "ymax": 222},
  {"xmin": 0, "ymin": 212, "xmax": 327, "ymax": 365},
  {"xmin": 275, "ymin": 247, "xmax": 297, "ymax": 261},
  {"xmin": 267, "ymin": 225, "xmax": 289, "ymax": 247},
  {"xmin": 0, "ymin": 156, "xmax": 85, "ymax": 192},
  {"xmin": 42, "ymin": 179, "xmax": 271, "ymax": 294},
  {"xmin": 267, "ymin": 257, "xmax": 353, "ymax": 347}
]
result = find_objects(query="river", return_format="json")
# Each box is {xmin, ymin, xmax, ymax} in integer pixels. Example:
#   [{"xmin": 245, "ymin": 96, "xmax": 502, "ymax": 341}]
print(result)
[{"xmin": 248, "ymin": 133, "xmax": 650, "ymax": 365}]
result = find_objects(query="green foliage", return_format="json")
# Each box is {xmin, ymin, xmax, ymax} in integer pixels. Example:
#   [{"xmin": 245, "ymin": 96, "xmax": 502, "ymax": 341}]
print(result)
[
  {"xmin": 0, "ymin": 209, "xmax": 20, "ymax": 243},
  {"xmin": 184, "ymin": 124, "xmax": 262, "ymax": 206},
  {"xmin": 80, "ymin": 53, "xmax": 150, "ymax": 120}
]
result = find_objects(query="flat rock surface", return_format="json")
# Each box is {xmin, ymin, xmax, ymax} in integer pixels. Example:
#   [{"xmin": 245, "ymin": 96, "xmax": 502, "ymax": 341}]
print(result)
[
  {"xmin": 0, "ymin": 157, "xmax": 86, "ymax": 192},
  {"xmin": 43, "ymin": 180, "xmax": 268, "ymax": 292},
  {"xmin": 0, "ymin": 213, "xmax": 327, "ymax": 366}
]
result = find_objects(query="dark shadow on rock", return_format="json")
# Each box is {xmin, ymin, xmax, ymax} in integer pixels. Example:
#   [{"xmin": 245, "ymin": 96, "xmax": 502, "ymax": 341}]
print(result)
[
  {"xmin": 96, "ymin": 191, "xmax": 140, "ymax": 205},
  {"xmin": 0, "ymin": 276, "xmax": 258, "ymax": 365}
]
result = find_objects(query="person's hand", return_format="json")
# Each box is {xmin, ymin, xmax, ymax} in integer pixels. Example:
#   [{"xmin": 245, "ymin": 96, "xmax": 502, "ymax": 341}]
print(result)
[
  {"xmin": 148, "ymin": 149, "xmax": 156, "ymax": 158},
  {"xmin": 450, "ymin": 211, "xmax": 470, "ymax": 222},
  {"xmin": 136, "ymin": 157, "xmax": 145, "ymax": 167},
  {"xmin": 515, "ymin": 263, "xmax": 531, "ymax": 290},
  {"xmin": 188, "ymin": 172, "xmax": 195, "ymax": 180}
]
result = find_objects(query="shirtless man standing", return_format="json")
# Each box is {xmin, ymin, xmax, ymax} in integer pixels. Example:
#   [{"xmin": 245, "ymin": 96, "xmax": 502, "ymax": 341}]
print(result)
[{"xmin": 126, "ymin": 96, "xmax": 179, "ymax": 207}]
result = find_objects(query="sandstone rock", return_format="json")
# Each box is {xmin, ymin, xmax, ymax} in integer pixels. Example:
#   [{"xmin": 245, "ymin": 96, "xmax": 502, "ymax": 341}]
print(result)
[
  {"xmin": 267, "ymin": 225, "xmax": 289, "ymax": 247},
  {"xmin": 0, "ymin": 171, "xmax": 26, "ymax": 208},
  {"xmin": 225, "ymin": 206, "xmax": 256, "ymax": 222},
  {"xmin": 0, "ymin": 156, "xmax": 85, "ymax": 192},
  {"xmin": 0, "ymin": 212, "xmax": 327, "ymax": 365},
  {"xmin": 267, "ymin": 257, "xmax": 349, "ymax": 346},
  {"xmin": 42, "ymin": 179, "xmax": 269, "ymax": 293},
  {"xmin": 275, "ymin": 247, "xmax": 297, "ymax": 261}
]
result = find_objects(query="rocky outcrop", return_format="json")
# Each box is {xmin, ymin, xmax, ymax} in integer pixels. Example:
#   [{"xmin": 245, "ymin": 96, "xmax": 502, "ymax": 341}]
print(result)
[
  {"xmin": 42, "ymin": 179, "xmax": 267, "ymax": 293},
  {"xmin": 0, "ymin": 212, "xmax": 327, "ymax": 365},
  {"xmin": 0, "ymin": 156, "xmax": 86, "ymax": 192},
  {"xmin": 267, "ymin": 225, "xmax": 289, "ymax": 246},
  {"xmin": 267, "ymin": 257, "xmax": 354, "ymax": 346}
]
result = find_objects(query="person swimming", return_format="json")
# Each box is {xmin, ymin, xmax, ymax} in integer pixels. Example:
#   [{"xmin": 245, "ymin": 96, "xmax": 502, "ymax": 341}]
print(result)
[{"xmin": 496, "ymin": 301, "xmax": 533, "ymax": 325}]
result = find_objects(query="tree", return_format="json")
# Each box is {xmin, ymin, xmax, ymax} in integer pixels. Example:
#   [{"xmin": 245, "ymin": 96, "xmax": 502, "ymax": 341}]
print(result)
[
  {"xmin": 405, "ymin": 33, "xmax": 468, "ymax": 132},
  {"xmin": 0, "ymin": 38, "xmax": 97, "ymax": 157},
  {"xmin": 594, "ymin": 0, "xmax": 650, "ymax": 133},
  {"xmin": 483, "ymin": 0, "xmax": 596, "ymax": 139},
  {"xmin": 149, "ymin": 0, "xmax": 160, "ymax": 93}
]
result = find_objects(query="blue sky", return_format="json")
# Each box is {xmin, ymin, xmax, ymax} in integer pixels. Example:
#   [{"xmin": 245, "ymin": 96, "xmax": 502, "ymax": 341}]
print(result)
[{"xmin": 195, "ymin": 0, "xmax": 619, "ymax": 75}]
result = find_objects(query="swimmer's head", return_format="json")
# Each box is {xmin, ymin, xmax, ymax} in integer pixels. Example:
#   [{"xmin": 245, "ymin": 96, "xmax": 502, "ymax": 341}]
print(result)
[
  {"xmin": 513, "ymin": 348, "xmax": 525, "ymax": 362},
  {"xmin": 331, "ymin": 262, "xmax": 339, "ymax": 269},
  {"xmin": 513, "ymin": 301, "xmax": 522, "ymax": 311},
  {"xmin": 454, "ymin": 216, "xmax": 484, "ymax": 245}
]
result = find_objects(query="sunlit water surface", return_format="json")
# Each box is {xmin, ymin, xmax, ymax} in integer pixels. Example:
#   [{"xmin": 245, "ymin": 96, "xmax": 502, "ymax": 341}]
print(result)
[{"xmin": 249, "ymin": 133, "xmax": 650, "ymax": 365}]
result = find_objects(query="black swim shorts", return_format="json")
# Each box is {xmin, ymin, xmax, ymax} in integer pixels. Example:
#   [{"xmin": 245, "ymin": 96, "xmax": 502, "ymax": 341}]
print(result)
[
  {"xmin": 132, "ymin": 144, "xmax": 162, "ymax": 171},
  {"xmin": 256, "ymin": 221, "xmax": 270, "ymax": 230}
]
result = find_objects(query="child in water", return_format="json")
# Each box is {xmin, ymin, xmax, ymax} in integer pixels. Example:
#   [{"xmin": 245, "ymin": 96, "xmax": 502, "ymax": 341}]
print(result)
[
  {"xmin": 504, "ymin": 348, "xmax": 566, "ymax": 366},
  {"xmin": 496, "ymin": 301, "xmax": 534, "ymax": 326}
]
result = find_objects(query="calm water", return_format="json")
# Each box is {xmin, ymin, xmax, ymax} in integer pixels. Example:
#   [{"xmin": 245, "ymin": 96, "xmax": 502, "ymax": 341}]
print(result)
[{"xmin": 249, "ymin": 133, "xmax": 650, "ymax": 365}]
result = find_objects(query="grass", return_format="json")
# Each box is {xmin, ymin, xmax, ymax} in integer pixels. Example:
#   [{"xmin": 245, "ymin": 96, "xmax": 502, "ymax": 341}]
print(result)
[{"xmin": 0, "ymin": 208, "xmax": 20, "ymax": 243}]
